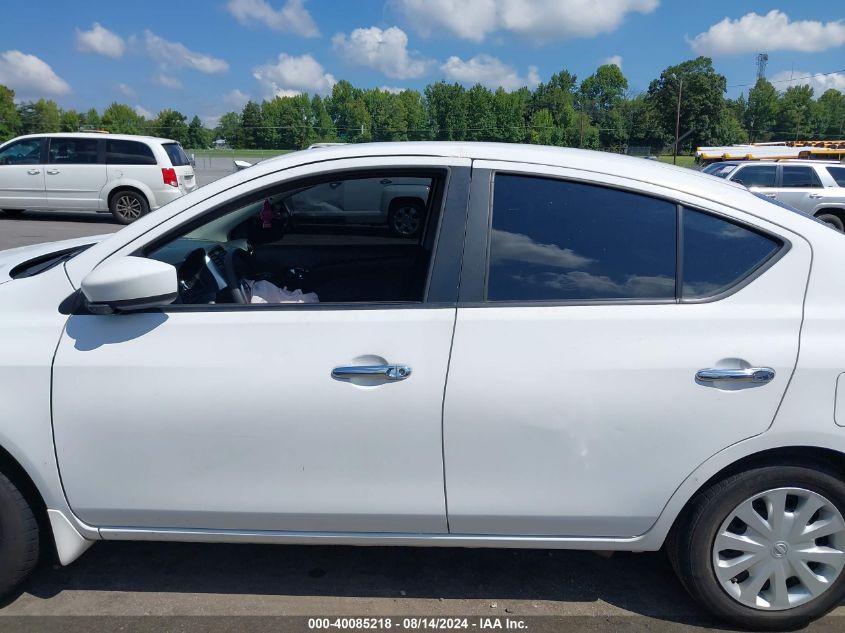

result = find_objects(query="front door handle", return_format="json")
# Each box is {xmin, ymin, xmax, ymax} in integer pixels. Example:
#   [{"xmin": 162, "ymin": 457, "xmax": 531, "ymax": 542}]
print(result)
[
  {"xmin": 696, "ymin": 367, "xmax": 775, "ymax": 383},
  {"xmin": 27, "ymin": 169, "xmax": 40, "ymax": 175},
  {"xmin": 764, "ymin": 193, "xmax": 776, "ymax": 199},
  {"xmin": 808, "ymin": 193, "xmax": 823, "ymax": 199},
  {"xmin": 46, "ymin": 169, "xmax": 60, "ymax": 175},
  {"xmin": 332, "ymin": 364, "xmax": 412, "ymax": 381}
]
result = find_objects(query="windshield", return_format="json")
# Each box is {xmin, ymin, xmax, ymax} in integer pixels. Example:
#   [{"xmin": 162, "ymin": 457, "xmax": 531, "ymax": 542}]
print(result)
[{"xmin": 162, "ymin": 142, "xmax": 190, "ymax": 167}]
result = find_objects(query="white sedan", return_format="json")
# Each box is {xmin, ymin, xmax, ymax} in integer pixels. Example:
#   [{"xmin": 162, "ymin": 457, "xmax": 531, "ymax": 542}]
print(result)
[{"xmin": 1, "ymin": 142, "xmax": 844, "ymax": 629}]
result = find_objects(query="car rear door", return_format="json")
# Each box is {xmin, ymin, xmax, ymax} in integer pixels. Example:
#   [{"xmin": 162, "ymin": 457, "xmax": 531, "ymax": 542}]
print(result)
[
  {"xmin": 776, "ymin": 165, "xmax": 825, "ymax": 213},
  {"xmin": 443, "ymin": 163, "xmax": 810, "ymax": 537},
  {"xmin": 45, "ymin": 137, "xmax": 107, "ymax": 210},
  {"xmin": 729, "ymin": 163, "xmax": 778, "ymax": 200},
  {"xmin": 0, "ymin": 137, "xmax": 46, "ymax": 209}
]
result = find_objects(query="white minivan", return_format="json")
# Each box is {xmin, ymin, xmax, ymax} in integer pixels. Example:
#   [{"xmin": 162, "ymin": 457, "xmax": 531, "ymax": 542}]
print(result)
[{"xmin": 0, "ymin": 133, "xmax": 197, "ymax": 224}]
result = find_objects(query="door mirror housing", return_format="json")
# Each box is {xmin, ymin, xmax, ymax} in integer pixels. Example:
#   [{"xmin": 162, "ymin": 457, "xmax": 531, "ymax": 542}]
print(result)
[{"xmin": 81, "ymin": 256, "xmax": 177, "ymax": 314}]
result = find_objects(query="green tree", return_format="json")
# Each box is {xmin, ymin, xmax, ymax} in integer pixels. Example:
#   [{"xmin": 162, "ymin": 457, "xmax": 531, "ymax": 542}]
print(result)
[
  {"xmin": 492, "ymin": 87, "xmax": 528, "ymax": 143},
  {"xmin": 579, "ymin": 64, "xmax": 629, "ymax": 149},
  {"xmin": 812, "ymin": 89, "xmax": 845, "ymax": 138},
  {"xmin": 647, "ymin": 56, "xmax": 727, "ymax": 150},
  {"xmin": 186, "ymin": 115, "xmax": 210, "ymax": 149},
  {"xmin": 465, "ymin": 84, "xmax": 495, "ymax": 141},
  {"xmin": 775, "ymin": 85, "xmax": 814, "ymax": 140},
  {"xmin": 531, "ymin": 70, "xmax": 577, "ymax": 132},
  {"xmin": 60, "ymin": 109, "xmax": 80, "ymax": 132},
  {"xmin": 529, "ymin": 108, "xmax": 562, "ymax": 145},
  {"xmin": 81, "ymin": 107, "xmax": 101, "ymax": 129},
  {"xmin": 215, "ymin": 112, "xmax": 240, "ymax": 147},
  {"xmin": 310, "ymin": 95, "xmax": 337, "ymax": 142},
  {"xmin": 424, "ymin": 82, "xmax": 468, "ymax": 140},
  {"xmin": 102, "ymin": 102, "xmax": 144, "ymax": 134},
  {"xmin": 363, "ymin": 89, "xmax": 408, "ymax": 141},
  {"xmin": 744, "ymin": 79, "xmax": 778, "ymax": 142},
  {"xmin": 153, "ymin": 109, "xmax": 189, "ymax": 145},
  {"xmin": 238, "ymin": 100, "xmax": 264, "ymax": 148},
  {"xmin": 0, "ymin": 85, "xmax": 20, "ymax": 141},
  {"xmin": 17, "ymin": 99, "xmax": 61, "ymax": 135},
  {"xmin": 396, "ymin": 89, "xmax": 428, "ymax": 141}
]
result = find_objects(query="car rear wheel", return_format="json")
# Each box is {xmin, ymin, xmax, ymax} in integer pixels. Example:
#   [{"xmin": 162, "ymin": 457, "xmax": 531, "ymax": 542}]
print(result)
[
  {"xmin": 0, "ymin": 471, "xmax": 39, "ymax": 597},
  {"xmin": 110, "ymin": 191, "xmax": 149, "ymax": 225},
  {"xmin": 668, "ymin": 465, "xmax": 845, "ymax": 630},
  {"xmin": 388, "ymin": 200, "xmax": 424, "ymax": 237},
  {"xmin": 816, "ymin": 213, "xmax": 844, "ymax": 232}
]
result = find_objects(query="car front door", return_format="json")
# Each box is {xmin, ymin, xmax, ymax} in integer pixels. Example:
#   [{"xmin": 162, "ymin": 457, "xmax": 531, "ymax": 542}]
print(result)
[
  {"xmin": 45, "ymin": 137, "xmax": 107, "ymax": 210},
  {"xmin": 443, "ymin": 164, "xmax": 810, "ymax": 537},
  {"xmin": 51, "ymin": 158, "xmax": 471, "ymax": 534},
  {"xmin": 0, "ymin": 137, "xmax": 46, "ymax": 209}
]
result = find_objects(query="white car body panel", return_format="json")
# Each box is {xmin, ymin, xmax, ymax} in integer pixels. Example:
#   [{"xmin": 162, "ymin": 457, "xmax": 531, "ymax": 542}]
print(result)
[
  {"xmin": 46, "ymin": 163, "xmax": 108, "ymax": 210},
  {"xmin": 0, "ymin": 142, "xmax": 844, "ymax": 566},
  {"xmin": 0, "ymin": 163, "xmax": 46, "ymax": 208}
]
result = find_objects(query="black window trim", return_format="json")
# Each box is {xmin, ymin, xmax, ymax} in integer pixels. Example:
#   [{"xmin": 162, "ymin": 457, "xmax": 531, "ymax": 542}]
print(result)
[
  {"xmin": 779, "ymin": 164, "xmax": 824, "ymax": 189},
  {"xmin": 126, "ymin": 165, "xmax": 469, "ymax": 313},
  {"xmin": 459, "ymin": 170, "xmax": 791, "ymax": 308},
  {"xmin": 105, "ymin": 139, "xmax": 158, "ymax": 166}
]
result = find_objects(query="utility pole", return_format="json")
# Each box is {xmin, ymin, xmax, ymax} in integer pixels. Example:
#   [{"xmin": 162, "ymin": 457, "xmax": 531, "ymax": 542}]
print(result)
[{"xmin": 672, "ymin": 74, "xmax": 682, "ymax": 165}]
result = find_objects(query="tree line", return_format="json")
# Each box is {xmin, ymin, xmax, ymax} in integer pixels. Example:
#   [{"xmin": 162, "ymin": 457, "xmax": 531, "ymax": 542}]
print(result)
[{"xmin": 0, "ymin": 56, "xmax": 843, "ymax": 153}]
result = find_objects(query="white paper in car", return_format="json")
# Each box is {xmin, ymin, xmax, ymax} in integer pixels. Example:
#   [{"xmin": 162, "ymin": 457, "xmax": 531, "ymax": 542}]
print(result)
[{"xmin": 245, "ymin": 279, "xmax": 319, "ymax": 304}]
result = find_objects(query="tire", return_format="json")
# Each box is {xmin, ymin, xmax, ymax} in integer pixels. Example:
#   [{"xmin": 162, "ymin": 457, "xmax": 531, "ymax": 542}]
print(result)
[
  {"xmin": 388, "ymin": 200, "xmax": 424, "ymax": 237},
  {"xmin": 1, "ymin": 209, "xmax": 25, "ymax": 217},
  {"xmin": 668, "ymin": 465, "xmax": 845, "ymax": 630},
  {"xmin": 0, "ymin": 471, "xmax": 39, "ymax": 597},
  {"xmin": 109, "ymin": 190, "xmax": 149, "ymax": 225},
  {"xmin": 815, "ymin": 213, "xmax": 844, "ymax": 232}
]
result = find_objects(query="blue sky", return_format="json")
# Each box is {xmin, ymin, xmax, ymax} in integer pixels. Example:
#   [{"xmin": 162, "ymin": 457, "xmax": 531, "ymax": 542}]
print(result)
[{"xmin": 1, "ymin": 1, "xmax": 843, "ymax": 126}]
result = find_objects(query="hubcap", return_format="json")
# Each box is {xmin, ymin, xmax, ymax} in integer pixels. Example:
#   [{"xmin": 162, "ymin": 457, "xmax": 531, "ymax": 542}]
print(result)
[
  {"xmin": 116, "ymin": 195, "xmax": 143, "ymax": 220},
  {"xmin": 712, "ymin": 487, "xmax": 845, "ymax": 610},
  {"xmin": 392, "ymin": 206, "xmax": 420, "ymax": 236}
]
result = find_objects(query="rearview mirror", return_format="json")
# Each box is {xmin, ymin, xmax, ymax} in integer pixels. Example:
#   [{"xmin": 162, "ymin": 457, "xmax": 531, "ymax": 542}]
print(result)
[{"xmin": 81, "ymin": 256, "xmax": 177, "ymax": 314}]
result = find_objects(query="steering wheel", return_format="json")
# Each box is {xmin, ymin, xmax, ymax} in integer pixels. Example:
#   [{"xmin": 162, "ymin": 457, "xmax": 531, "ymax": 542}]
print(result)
[{"xmin": 223, "ymin": 248, "xmax": 253, "ymax": 304}]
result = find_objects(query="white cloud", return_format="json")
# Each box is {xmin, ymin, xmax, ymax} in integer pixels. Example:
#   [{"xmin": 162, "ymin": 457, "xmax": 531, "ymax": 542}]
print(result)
[
  {"xmin": 440, "ymin": 54, "xmax": 540, "ymax": 90},
  {"xmin": 380, "ymin": 86, "xmax": 404, "ymax": 94},
  {"xmin": 202, "ymin": 114, "xmax": 222, "ymax": 128},
  {"xmin": 76, "ymin": 23, "xmax": 125, "ymax": 58},
  {"xmin": 603, "ymin": 55, "xmax": 623, "ymax": 69},
  {"xmin": 253, "ymin": 53, "xmax": 335, "ymax": 97},
  {"xmin": 134, "ymin": 105, "xmax": 153, "ymax": 119},
  {"xmin": 0, "ymin": 50, "xmax": 71, "ymax": 97},
  {"xmin": 332, "ymin": 26, "xmax": 432, "ymax": 79},
  {"xmin": 490, "ymin": 230, "xmax": 593, "ymax": 269},
  {"xmin": 144, "ymin": 30, "xmax": 229, "ymax": 73},
  {"xmin": 115, "ymin": 82, "xmax": 136, "ymax": 98},
  {"xmin": 152, "ymin": 73, "xmax": 183, "ymax": 89},
  {"xmin": 689, "ymin": 10, "xmax": 845, "ymax": 56},
  {"xmin": 769, "ymin": 70, "xmax": 845, "ymax": 95},
  {"xmin": 226, "ymin": 0, "xmax": 319, "ymax": 36},
  {"xmin": 223, "ymin": 88, "xmax": 251, "ymax": 108},
  {"xmin": 394, "ymin": 0, "xmax": 657, "ymax": 42}
]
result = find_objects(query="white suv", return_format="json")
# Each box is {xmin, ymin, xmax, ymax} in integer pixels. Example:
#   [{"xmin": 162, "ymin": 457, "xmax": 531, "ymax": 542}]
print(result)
[{"xmin": 0, "ymin": 133, "xmax": 197, "ymax": 224}]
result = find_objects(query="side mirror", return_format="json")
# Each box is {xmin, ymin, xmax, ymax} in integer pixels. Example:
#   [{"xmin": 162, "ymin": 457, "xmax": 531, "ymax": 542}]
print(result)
[{"xmin": 81, "ymin": 256, "xmax": 177, "ymax": 314}]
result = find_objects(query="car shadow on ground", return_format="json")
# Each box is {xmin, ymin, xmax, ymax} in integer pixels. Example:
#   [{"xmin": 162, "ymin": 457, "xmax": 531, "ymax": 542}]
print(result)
[{"xmin": 10, "ymin": 542, "xmax": 729, "ymax": 625}]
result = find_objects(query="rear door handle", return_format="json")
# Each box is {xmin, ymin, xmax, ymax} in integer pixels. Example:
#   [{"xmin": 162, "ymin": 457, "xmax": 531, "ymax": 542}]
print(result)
[
  {"xmin": 808, "ymin": 193, "xmax": 823, "ymax": 199},
  {"xmin": 696, "ymin": 367, "xmax": 775, "ymax": 383},
  {"xmin": 46, "ymin": 169, "xmax": 60, "ymax": 175},
  {"xmin": 332, "ymin": 364, "xmax": 412, "ymax": 381},
  {"xmin": 764, "ymin": 193, "xmax": 777, "ymax": 199},
  {"xmin": 27, "ymin": 169, "xmax": 40, "ymax": 175}
]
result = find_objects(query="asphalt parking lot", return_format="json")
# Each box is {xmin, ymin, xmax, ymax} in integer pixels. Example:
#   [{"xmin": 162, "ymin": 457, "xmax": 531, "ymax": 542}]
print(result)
[{"xmin": 0, "ymin": 166, "xmax": 843, "ymax": 632}]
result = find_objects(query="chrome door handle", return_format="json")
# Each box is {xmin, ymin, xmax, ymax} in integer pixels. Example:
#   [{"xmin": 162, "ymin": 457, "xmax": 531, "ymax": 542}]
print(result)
[
  {"xmin": 332, "ymin": 364, "xmax": 412, "ymax": 381},
  {"xmin": 696, "ymin": 367, "xmax": 775, "ymax": 383},
  {"xmin": 808, "ymin": 193, "xmax": 823, "ymax": 199},
  {"xmin": 764, "ymin": 193, "xmax": 776, "ymax": 198},
  {"xmin": 27, "ymin": 169, "xmax": 40, "ymax": 175},
  {"xmin": 46, "ymin": 169, "xmax": 60, "ymax": 175}
]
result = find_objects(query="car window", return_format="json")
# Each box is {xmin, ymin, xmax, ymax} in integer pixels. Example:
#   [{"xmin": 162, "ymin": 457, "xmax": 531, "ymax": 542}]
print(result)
[
  {"xmin": 704, "ymin": 164, "xmax": 736, "ymax": 178},
  {"xmin": 147, "ymin": 171, "xmax": 441, "ymax": 305},
  {"xmin": 485, "ymin": 174, "xmax": 676, "ymax": 302},
  {"xmin": 162, "ymin": 142, "xmax": 190, "ymax": 167},
  {"xmin": 48, "ymin": 138, "xmax": 100, "ymax": 164},
  {"xmin": 0, "ymin": 138, "xmax": 42, "ymax": 165},
  {"xmin": 825, "ymin": 166, "xmax": 845, "ymax": 187},
  {"xmin": 782, "ymin": 166, "xmax": 822, "ymax": 188},
  {"xmin": 682, "ymin": 208, "xmax": 781, "ymax": 300},
  {"xmin": 106, "ymin": 140, "xmax": 157, "ymax": 165},
  {"xmin": 732, "ymin": 165, "xmax": 776, "ymax": 188}
]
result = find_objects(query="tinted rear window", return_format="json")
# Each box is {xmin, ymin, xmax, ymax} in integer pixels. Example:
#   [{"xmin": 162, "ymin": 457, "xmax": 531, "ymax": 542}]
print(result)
[
  {"xmin": 162, "ymin": 143, "xmax": 189, "ymax": 166},
  {"xmin": 732, "ymin": 165, "xmax": 776, "ymax": 187},
  {"xmin": 782, "ymin": 166, "xmax": 822, "ymax": 188},
  {"xmin": 486, "ymin": 174, "xmax": 677, "ymax": 302},
  {"xmin": 826, "ymin": 166, "xmax": 845, "ymax": 187},
  {"xmin": 106, "ymin": 140, "xmax": 156, "ymax": 165}
]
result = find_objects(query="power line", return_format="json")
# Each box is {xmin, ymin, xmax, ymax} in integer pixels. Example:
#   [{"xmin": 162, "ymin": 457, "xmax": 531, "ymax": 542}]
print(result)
[{"xmin": 729, "ymin": 68, "xmax": 845, "ymax": 89}]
